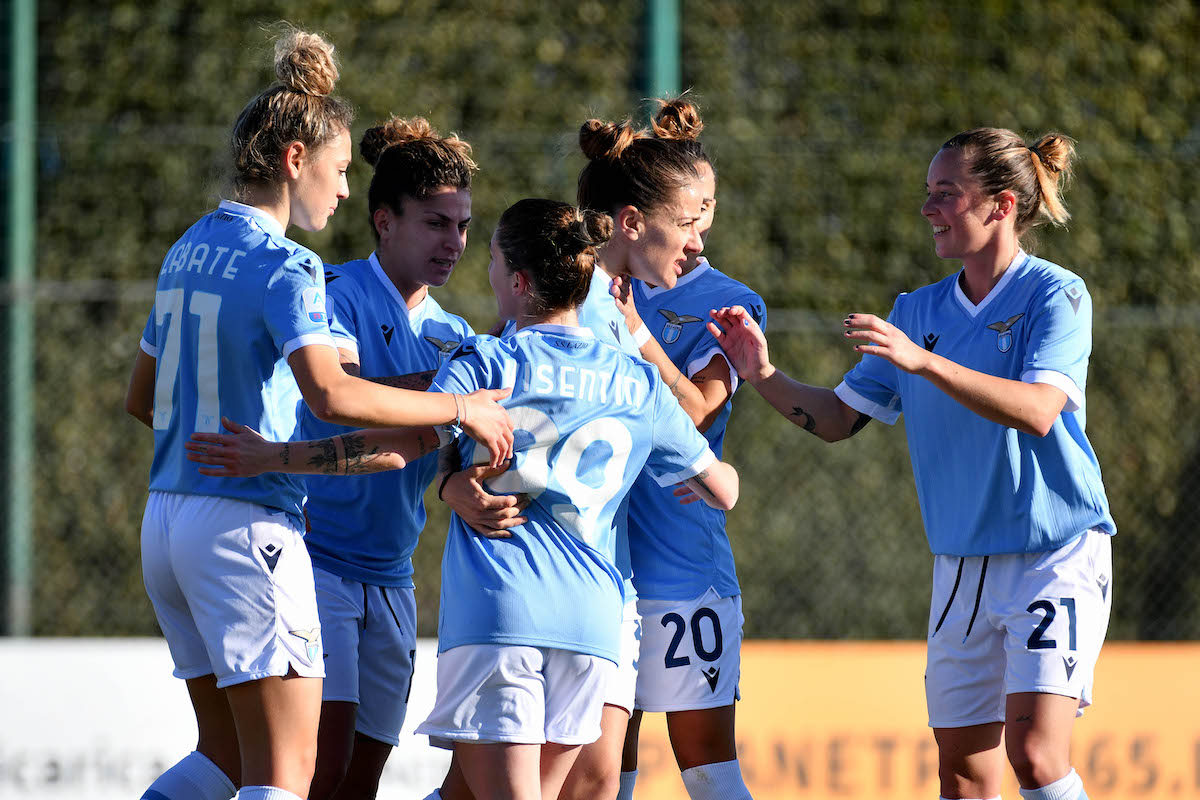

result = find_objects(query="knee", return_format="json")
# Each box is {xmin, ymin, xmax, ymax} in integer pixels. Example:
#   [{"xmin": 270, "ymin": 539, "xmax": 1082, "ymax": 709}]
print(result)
[
  {"xmin": 561, "ymin": 765, "xmax": 619, "ymax": 800},
  {"xmin": 1006, "ymin": 741, "xmax": 1069, "ymax": 789}
]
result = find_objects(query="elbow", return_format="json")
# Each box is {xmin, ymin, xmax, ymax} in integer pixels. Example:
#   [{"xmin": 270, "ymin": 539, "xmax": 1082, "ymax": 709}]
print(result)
[
  {"xmin": 304, "ymin": 390, "xmax": 344, "ymax": 425},
  {"xmin": 1025, "ymin": 416, "xmax": 1057, "ymax": 438}
]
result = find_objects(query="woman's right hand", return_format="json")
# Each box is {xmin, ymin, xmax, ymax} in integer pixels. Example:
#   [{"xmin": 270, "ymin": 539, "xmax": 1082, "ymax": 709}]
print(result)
[
  {"xmin": 440, "ymin": 464, "xmax": 529, "ymax": 539},
  {"xmin": 460, "ymin": 388, "xmax": 515, "ymax": 468},
  {"xmin": 708, "ymin": 305, "xmax": 774, "ymax": 384}
]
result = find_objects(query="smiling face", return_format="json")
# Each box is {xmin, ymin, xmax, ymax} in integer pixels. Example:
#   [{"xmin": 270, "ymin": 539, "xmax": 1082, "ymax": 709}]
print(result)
[
  {"xmin": 921, "ymin": 147, "xmax": 1004, "ymax": 263},
  {"xmin": 375, "ymin": 186, "xmax": 471, "ymax": 301},
  {"xmin": 628, "ymin": 179, "xmax": 705, "ymax": 288},
  {"xmin": 290, "ymin": 127, "xmax": 352, "ymax": 232}
]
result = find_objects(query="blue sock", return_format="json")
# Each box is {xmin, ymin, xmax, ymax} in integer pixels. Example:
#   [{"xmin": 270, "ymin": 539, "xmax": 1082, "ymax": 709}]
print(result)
[
  {"xmin": 141, "ymin": 751, "xmax": 235, "ymax": 800},
  {"xmin": 1019, "ymin": 768, "xmax": 1086, "ymax": 800},
  {"xmin": 617, "ymin": 770, "xmax": 638, "ymax": 800}
]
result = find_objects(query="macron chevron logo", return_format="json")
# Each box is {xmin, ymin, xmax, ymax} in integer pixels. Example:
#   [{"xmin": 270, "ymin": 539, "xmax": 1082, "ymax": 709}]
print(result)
[
  {"xmin": 1063, "ymin": 655, "xmax": 1078, "ymax": 680},
  {"xmin": 702, "ymin": 666, "xmax": 721, "ymax": 692}
]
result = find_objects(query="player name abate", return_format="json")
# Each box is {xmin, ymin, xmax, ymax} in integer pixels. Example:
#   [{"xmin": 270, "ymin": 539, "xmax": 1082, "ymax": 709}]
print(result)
[{"xmin": 160, "ymin": 240, "xmax": 246, "ymax": 281}]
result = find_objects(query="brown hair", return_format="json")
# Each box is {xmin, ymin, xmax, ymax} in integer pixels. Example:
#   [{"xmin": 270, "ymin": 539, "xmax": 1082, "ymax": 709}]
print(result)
[
  {"xmin": 650, "ymin": 95, "xmax": 715, "ymax": 182},
  {"xmin": 496, "ymin": 199, "xmax": 612, "ymax": 316},
  {"xmin": 230, "ymin": 28, "xmax": 354, "ymax": 197},
  {"xmin": 940, "ymin": 128, "xmax": 1076, "ymax": 239},
  {"xmin": 358, "ymin": 116, "xmax": 477, "ymax": 241},
  {"xmin": 576, "ymin": 116, "xmax": 700, "ymax": 217}
]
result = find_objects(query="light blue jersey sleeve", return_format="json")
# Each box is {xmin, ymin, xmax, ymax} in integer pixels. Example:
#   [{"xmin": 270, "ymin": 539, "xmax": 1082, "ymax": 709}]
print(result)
[
  {"xmin": 324, "ymin": 272, "xmax": 364, "ymax": 356},
  {"xmin": 263, "ymin": 253, "xmax": 335, "ymax": 359},
  {"xmin": 1021, "ymin": 278, "xmax": 1092, "ymax": 413},
  {"xmin": 643, "ymin": 371, "xmax": 717, "ymax": 485},
  {"xmin": 837, "ymin": 300, "xmax": 905, "ymax": 424}
]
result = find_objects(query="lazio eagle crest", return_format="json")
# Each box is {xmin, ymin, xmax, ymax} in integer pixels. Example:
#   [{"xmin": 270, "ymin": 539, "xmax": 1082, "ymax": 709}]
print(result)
[
  {"xmin": 659, "ymin": 309, "xmax": 702, "ymax": 344},
  {"xmin": 986, "ymin": 313, "xmax": 1025, "ymax": 353}
]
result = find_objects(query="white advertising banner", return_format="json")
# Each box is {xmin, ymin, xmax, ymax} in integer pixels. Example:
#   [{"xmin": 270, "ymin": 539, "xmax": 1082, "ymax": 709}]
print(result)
[{"xmin": 0, "ymin": 638, "xmax": 449, "ymax": 800}]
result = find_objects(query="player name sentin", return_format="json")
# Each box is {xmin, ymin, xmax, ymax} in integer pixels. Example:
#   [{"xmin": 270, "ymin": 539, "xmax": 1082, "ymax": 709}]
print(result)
[{"xmin": 508, "ymin": 362, "xmax": 644, "ymax": 408}]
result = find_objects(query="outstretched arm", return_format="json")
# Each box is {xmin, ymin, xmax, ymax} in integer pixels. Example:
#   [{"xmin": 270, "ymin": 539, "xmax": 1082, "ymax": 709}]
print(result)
[
  {"xmin": 185, "ymin": 417, "xmax": 441, "ymax": 477},
  {"xmin": 842, "ymin": 313, "xmax": 1066, "ymax": 437},
  {"xmin": 708, "ymin": 306, "xmax": 868, "ymax": 442}
]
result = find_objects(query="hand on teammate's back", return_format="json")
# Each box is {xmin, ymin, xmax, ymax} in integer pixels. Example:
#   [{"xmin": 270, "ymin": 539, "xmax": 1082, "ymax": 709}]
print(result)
[
  {"xmin": 440, "ymin": 463, "xmax": 529, "ymax": 538},
  {"xmin": 461, "ymin": 388, "xmax": 516, "ymax": 467}
]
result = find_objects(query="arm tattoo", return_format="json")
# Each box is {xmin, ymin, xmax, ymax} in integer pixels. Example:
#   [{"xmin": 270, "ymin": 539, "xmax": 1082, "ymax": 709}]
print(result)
[
  {"xmin": 369, "ymin": 370, "xmax": 437, "ymax": 391},
  {"xmin": 667, "ymin": 371, "xmax": 686, "ymax": 401},
  {"xmin": 789, "ymin": 406, "xmax": 818, "ymax": 434},
  {"xmin": 848, "ymin": 413, "xmax": 872, "ymax": 436},
  {"xmin": 307, "ymin": 438, "xmax": 341, "ymax": 475},
  {"xmin": 281, "ymin": 443, "xmax": 290, "ymax": 466},
  {"xmin": 690, "ymin": 468, "xmax": 714, "ymax": 498},
  {"xmin": 414, "ymin": 432, "xmax": 438, "ymax": 459}
]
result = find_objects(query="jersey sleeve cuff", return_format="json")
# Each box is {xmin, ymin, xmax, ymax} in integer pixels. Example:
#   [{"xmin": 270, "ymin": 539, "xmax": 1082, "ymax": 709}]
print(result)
[
  {"xmin": 686, "ymin": 348, "xmax": 739, "ymax": 393},
  {"xmin": 1021, "ymin": 369, "xmax": 1083, "ymax": 413},
  {"xmin": 650, "ymin": 448, "xmax": 717, "ymax": 487},
  {"xmin": 332, "ymin": 336, "xmax": 359, "ymax": 358},
  {"xmin": 834, "ymin": 381, "xmax": 901, "ymax": 425},
  {"xmin": 139, "ymin": 338, "xmax": 158, "ymax": 358},
  {"xmin": 281, "ymin": 333, "xmax": 338, "ymax": 361}
]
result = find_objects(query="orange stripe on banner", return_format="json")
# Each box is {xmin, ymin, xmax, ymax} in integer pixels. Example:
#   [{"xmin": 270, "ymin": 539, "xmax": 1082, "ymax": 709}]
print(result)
[{"xmin": 631, "ymin": 642, "xmax": 1200, "ymax": 800}]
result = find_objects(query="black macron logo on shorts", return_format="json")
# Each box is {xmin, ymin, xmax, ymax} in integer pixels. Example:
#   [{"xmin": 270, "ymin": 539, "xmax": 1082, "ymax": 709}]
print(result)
[
  {"xmin": 703, "ymin": 666, "xmax": 720, "ymax": 692},
  {"xmin": 260, "ymin": 543, "xmax": 281, "ymax": 573}
]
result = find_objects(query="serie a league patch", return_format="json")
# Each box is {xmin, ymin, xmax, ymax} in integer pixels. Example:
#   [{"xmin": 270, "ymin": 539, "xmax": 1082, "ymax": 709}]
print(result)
[{"xmin": 302, "ymin": 287, "xmax": 327, "ymax": 324}]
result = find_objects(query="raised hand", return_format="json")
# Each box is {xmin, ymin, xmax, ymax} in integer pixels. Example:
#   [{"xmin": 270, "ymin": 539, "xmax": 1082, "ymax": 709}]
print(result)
[
  {"xmin": 843, "ymin": 313, "xmax": 929, "ymax": 374},
  {"xmin": 707, "ymin": 305, "xmax": 772, "ymax": 383},
  {"xmin": 609, "ymin": 274, "xmax": 647, "ymax": 338}
]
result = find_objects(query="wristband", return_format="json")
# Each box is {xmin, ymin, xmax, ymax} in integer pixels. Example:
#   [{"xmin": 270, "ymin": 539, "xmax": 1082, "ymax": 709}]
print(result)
[
  {"xmin": 437, "ymin": 472, "xmax": 454, "ymax": 501},
  {"xmin": 632, "ymin": 324, "xmax": 651, "ymax": 348}
]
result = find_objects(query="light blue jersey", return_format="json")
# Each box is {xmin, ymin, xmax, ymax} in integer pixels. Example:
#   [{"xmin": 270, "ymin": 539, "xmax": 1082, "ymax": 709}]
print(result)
[
  {"xmin": 432, "ymin": 325, "xmax": 715, "ymax": 662},
  {"xmin": 836, "ymin": 252, "xmax": 1115, "ymax": 556},
  {"xmin": 140, "ymin": 200, "xmax": 335, "ymax": 527},
  {"xmin": 501, "ymin": 266, "xmax": 643, "ymax": 604},
  {"xmin": 300, "ymin": 253, "xmax": 474, "ymax": 587},
  {"xmin": 627, "ymin": 259, "xmax": 766, "ymax": 600}
]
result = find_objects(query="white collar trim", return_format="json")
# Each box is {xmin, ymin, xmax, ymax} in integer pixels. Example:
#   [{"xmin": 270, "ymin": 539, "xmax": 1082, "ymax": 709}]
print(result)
[
  {"xmin": 218, "ymin": 199, "xmax": 286, "ymax": 239},
  {"xmin": 639, "ymin": 257, "xmax": 711, "ymax": 299},
  {"xmin": 953, "ymin": 250, "xmax": 1028, "ymax": 318},
  {"xmin": 368, "ymin": 252, "xmax": 427, "ymax": 318}
]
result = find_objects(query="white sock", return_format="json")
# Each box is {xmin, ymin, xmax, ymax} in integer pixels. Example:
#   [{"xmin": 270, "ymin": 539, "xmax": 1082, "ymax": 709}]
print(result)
[
  {"xmin": 680, "ymin": 759, "xmax": 752, "ymax": 800},
  {"xmin": 141, "ymin": 751, "xmax": 236, "ymax": 800},
  {"xmin": 421, "ymin": 792, "xmax": 443, "ymax": 800},
  {"xmin": 235, "ymin": 787, "xmax": 304, "ymax": 800},
  {"xmin": 616, "ymin": 770, "xmax": 638, "ymax": 800},
  {"xmin": 1019, "ymin": 768, "xmax": 1085, "ymax": 800},
  {"xmin": 939, "ymin": 795, "xmax": 1001, "ymax": 800}
]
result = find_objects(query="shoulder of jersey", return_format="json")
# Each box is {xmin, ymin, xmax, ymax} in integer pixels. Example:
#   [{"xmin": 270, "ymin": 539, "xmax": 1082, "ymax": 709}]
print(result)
[
  {"xmin": 1023, "ymin": 254, "xmax": 1086, "ymax": 292},
  {"xmin": 321, "ymin": 259, "xmax": 370, "ymax": 298}
]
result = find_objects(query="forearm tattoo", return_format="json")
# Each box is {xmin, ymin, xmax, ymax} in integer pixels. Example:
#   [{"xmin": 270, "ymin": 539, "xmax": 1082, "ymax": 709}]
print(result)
[
  {"xmin": 789, "ymin": 406, "xmax": 818, "ymax": 434},
  {"xmin": 667, "ymin": 372, "xmax": 686, "ymax": 402},
  {"xmin": 691, "ymin": 468, "xmax": 714, "ymax": 498},
  {"xmin": 306, "ymin": 438, "xmax": 341, "ymax": 475},
  {"xmin": 281, "ymin": 442, "xmax": 290, "ymax": 466},
  {"xmin": 370, "ymin": 370, "xmax": 437, "ymax": 391},
  {"xmin": 339, "ymin": 432, "xmax": 392, "ymax": 475}
]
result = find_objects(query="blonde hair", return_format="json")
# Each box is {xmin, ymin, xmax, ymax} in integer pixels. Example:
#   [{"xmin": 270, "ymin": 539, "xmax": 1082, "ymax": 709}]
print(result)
[
  {"xmin": 229, "ymin": 27, "xmax": 354, "ymax": 197},
  {"xmin": 941, "ymin": 127, "xmax": 1076, "ymax": 237}
]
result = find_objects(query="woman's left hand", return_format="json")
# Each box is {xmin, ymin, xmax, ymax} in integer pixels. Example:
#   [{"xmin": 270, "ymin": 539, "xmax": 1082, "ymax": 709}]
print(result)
[
  {"xmin": 609, "ymin": 275, "xmax": 646, "ymax": 337},
  {"xmin": 843, "ymin": 313, "xmax": 930, "ymax": 374}
]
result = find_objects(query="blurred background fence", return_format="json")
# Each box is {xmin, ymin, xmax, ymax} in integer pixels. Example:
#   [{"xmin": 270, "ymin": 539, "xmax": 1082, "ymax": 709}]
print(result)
[{"xmin": 3, "ymin": 0, "xmax": 1199, "ymax": 640}]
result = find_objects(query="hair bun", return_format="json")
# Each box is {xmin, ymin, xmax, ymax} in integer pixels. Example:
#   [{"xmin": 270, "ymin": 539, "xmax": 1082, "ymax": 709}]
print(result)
[
  {"xmin": 579, "ymin": 118, "xmax": 641, "ymax": 161},
  {"xmin": 1030, "ymin": 132, "xmax": 1075, "ymax": 176},
  {"xmin": 274, "ymin": 29, "xmax": 339, "ymax": 96},
  {"xmin": 360, "ymin": 116, "xmax": 438, "ymax": 167},
  {"xmin": 651, "ymin": 97, "xmax": 704, "ymax": 142}
]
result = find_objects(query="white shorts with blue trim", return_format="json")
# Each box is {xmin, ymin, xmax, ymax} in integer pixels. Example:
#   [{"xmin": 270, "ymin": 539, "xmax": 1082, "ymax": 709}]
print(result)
[
  {"xmin": 925, "ymin": 529, "xmax": 1112, "ymax": 728},
  {"xmin": 141, "ymin": 492, "xmax": 324, "ymax": 688},
  {"xmin": 315, "ymin": 568, "xmax": 417, "ymax": 746},
  {"xmin": 634, "ymin": 588, "xmax": 743, "ymax": 712}
]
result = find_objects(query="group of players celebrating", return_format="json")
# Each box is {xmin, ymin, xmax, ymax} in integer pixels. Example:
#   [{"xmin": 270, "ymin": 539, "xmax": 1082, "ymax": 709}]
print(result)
[{"xmin": 127, "ymin": 26, "xmax": 1113, "ymax": 800}]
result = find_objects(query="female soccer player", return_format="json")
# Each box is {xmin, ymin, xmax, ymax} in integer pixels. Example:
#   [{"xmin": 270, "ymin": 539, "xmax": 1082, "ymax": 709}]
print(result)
[
  {"xmin": 427, "ymin": 115, "xmax": 709, "ymax": 800},
  {"xmin": 296, "ymin": 117, "xmax": 477, "ymax": 800},
  {"xmin": 709, "ymin": 128, "xmax": 1114, "ymax": 800},
  {"xmin": 123, "ymin": 31, "xmax": 510, "ymax": 800},
  {"xmin": 186, "ymin": 198, "xmax": 741, "ymax": 800},
  {"xmin": 614, "ymin": 98, "xmax": 763, "ymax": 800}
]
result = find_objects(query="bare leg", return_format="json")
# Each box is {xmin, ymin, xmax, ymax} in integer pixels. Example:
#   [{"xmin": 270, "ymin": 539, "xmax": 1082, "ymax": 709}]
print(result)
[
  {"xmin": 310, "ymin": 700, "xmax": 357, "ymax": 800},
  {"xmin": 558, "ymin": 704, "xmax": 630, "ymax": 800},
  {"xmin": 621, "ymin": 710, "xmax": 643, "ymax": 773},
  {"xmin": 1004, "ymin": 692, "xmax": 1079, "ymax": 790},
  {"xmin": 455, "ymin": 742, "xmax": 542, "ymax": 800},
  {"xmin": 187, "ymin": 675, "xmax": 242, "ymax": 788},
  {"xmin": 224, "ymin": 670, "xmax": 322, "ymax": 797},
  {"xmin": 933, "ymin": 722, "xmax": 1005, "ymax": 800},
  {"xmin": 664, "ymin": 704, "xmax": 737, "ymax": 770},
  {"xmin": 539, "ymin": 742, "xmax": 583, "ymax": 800},
  {"xmin": 329, "ymin": 733, "xmax": 394, "ymax": 800}
]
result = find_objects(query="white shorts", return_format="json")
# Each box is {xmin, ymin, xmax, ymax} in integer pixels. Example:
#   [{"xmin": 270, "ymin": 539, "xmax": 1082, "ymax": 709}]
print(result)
[
  {"xmin": 603, "ymin": 599, "xmax": 642, "ymax": 715},
  {"xmin": 141, "ymin": 491, "xmax": 324, "ymax": 688},
  {"xmin": 315, "ymin": 568, "xmax": 417, "ymax": 746},
  {"xmin": 926, "ymin": 530, "xmax": 1113, "ymax": 728},
  {"xmin": 416, "ymin": 644, "xmax": 613, "ymax": 746},
  {"xmin": 634, "ymin": 588, "xmax": 743, "ymax": 712}
]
